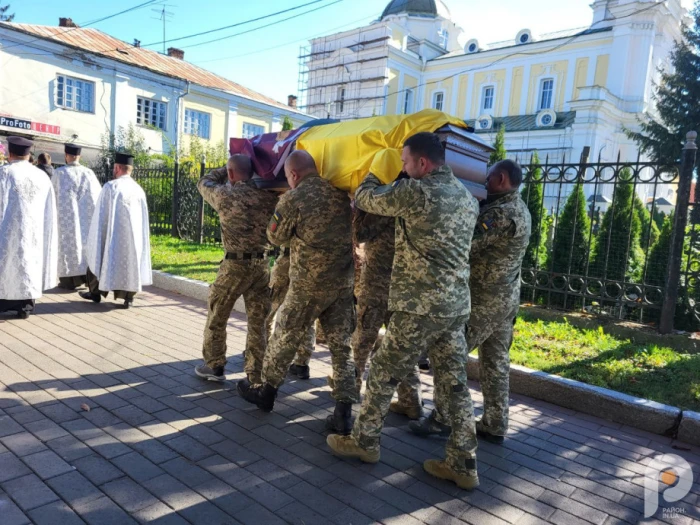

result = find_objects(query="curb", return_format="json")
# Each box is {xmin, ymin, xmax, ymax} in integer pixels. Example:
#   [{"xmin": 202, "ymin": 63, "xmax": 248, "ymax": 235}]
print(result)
[{"xmin": 151, "ymin": 270, "xmax": 698, "ymax": 446}]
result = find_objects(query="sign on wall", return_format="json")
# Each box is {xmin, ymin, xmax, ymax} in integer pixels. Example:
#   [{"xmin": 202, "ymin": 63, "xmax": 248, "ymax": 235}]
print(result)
[{"xmin": 0, "ymin": 115, "xmax": 61, "ymax": 135}]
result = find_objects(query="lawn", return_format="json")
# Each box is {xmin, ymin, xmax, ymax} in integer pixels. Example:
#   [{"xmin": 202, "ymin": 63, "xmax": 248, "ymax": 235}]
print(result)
[{"xmin": 150, "ymin": 235, "xmax": 700, "ymax": 411}]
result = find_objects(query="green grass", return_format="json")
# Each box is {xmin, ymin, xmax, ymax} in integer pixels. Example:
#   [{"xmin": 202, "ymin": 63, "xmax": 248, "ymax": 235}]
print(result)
[{"xmin": 150, "ymin": 235, "xmax": 700, "ymax": 411}]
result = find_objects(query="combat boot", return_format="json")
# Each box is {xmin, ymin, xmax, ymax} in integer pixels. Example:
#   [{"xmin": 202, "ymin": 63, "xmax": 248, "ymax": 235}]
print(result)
[
  {"xmin": 408, "ymin": 410, "xmax": 451, "ymax": 437},
  {"xmin": 288, "ymin": 364, "xmax": 310, "ymax": 380},
  {"xmin": 476, "ymin": 418, "xmax": 505, "ymax": 444},
  {"xmin": 423, "ymin": 457, "xmax": 479, "ymax": 491},
  {"xmin": 389, "ymin": 401, "xmax": 422, "ymax": 420},
  {"xmin": 325, "ymin": 401, "xmax": 352, "ymax": 435},
  {"xmin": 237, "ymin": 379, "xmax": 277, "ymax": 412},
  {"xmin": 326, "ymin": 434, "xmax": 379, "ymax": 463},
  {"xmin": 194, "ymin": 364, "xmax": 225, "ymax": 382}
]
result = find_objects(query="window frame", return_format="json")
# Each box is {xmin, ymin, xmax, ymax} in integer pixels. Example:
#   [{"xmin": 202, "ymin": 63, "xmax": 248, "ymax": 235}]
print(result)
[
  {"xmin": 538, "ymin": 78, "xmax": 554, "ymax": 110},
  {"xmin": 432, "ymin": 90, "xmax": 445, "ymax": 111},
  {"xmin": 403, "ymin": 88, "xmax": 415, "ymax": 114},
  {"xmin": 241, "ymin": 122, "xmax": 265, "ymax": 139},
  {"xmin": 136, "ymin": 97, "xmax": 168, "ymax": 131},
  {"xmin": 336, "ymin": 86, "xmax": 346, "ymax": 115},
  {"xmin": 56, "ymin": 74, "xmax": 95, "ymax": 114},
  {"xmin": 481, "ymin": 85, "xmax": 495, "ymax": 112},
  {"xmin": 183, "ymin": 108, "xmax": 211, "ymax": 139}
]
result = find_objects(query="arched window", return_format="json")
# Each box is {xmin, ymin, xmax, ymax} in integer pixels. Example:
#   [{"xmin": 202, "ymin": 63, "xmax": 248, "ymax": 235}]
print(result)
[
  {"xmin": 432, "ymin": 91, "xmax": 445, "ymax": 111},
  {"xmin": 539, "ymin": 79, "xmax": 554, "ymax": 110},
  {"xmin": 481, "ymin": 86, "xmax": 495, "ymax": 112}
]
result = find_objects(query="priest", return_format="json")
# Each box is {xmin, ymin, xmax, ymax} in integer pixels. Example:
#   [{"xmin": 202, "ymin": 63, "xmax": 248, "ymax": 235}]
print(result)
[
  {"xmin": 0, "ymin": 136, "xmax": 58, "ymax": 319},
  {"xmin": 53, "ymin": 143, "xmax": 102, "ymax": 290},
  {"xmin": 81, "ymin": 152, "xmax": 152, "ymax": 308}
]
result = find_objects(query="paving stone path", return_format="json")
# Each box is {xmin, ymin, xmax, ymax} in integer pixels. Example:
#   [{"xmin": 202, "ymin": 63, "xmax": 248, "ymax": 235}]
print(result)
[{"xmin": 0, "ymin": 287, "xmax": 698, "ymax": 525}]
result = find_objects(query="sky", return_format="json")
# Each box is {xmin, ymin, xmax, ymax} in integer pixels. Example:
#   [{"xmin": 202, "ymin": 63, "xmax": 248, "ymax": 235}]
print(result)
[{"xmin": 7, "ymin": 0, "xmax": 696, "ymax": 104}]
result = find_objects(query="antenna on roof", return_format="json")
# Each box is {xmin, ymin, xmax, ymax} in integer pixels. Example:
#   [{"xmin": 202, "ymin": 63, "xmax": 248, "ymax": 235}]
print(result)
[{"xmin": 151, "ymin": 3, "xmax": 176, "ymax": 54}]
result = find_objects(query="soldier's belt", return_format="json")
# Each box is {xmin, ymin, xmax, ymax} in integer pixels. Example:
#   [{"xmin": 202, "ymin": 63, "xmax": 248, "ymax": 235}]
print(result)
[
  {"xmin": 224, "ymin": 252, "xmax": 268, "ymax": 260},
  {"xmin": 269, "ymin": 247, "xmax": 290, "ymax": 257}
]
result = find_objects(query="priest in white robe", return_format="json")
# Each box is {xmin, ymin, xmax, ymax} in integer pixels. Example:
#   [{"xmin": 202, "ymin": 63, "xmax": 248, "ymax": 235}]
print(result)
[
  {"xmin": 53, "ymin": 143, "xmax": 102, "ymax": 290},
  {"xmin": 0, "ymin": 136, "xmax": 58, "ymax": 319},
  {"xmin": 81, "ymin": 152, "xmax": 152, "ymax": 309}
]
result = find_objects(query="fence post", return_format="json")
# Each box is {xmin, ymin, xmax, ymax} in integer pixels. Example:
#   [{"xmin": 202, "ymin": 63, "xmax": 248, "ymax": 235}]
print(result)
[
  {"xmin": 196, "ymin": 162, "xmax": 205, "ymax": 244},
  {"xmin": 171, "ymin": 162, "xmax": 180, "ymax": 238},
  {"xmin": 659, "ymin": 131, "xmax": 697, "ymax": 334}
]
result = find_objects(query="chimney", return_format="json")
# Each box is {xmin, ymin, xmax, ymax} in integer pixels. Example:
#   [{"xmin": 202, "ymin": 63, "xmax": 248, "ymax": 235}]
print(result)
[
  {"xmin": 167, "ymin": 47, "xmax": 184, "ymax": 60},
  {"xmin": 59, "ymin": 18, "xmax": 79, "ymax": 28},
  {"xmin": 133, "ymin": 39, "xmax": 141, "ymax": 48},
  {"xmin": 287, "ymin": 95, "xmax": 298, "ymax": 109}
]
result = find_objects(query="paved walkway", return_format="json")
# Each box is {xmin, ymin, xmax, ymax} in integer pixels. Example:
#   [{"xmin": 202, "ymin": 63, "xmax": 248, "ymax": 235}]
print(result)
[{"xmin": 0, "ymin": 288, "xmax": 699, "ymax": 525}]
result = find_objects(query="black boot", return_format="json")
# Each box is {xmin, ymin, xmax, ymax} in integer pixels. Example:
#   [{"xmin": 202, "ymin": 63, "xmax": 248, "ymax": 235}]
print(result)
[
  {"xmin": 237, "ymin": 379, "xmax": 277, "ymax": 412},
  {"xmin": 289, "ymin": 364, "xmax": 310, "ymax": 380},
  {"xmin": 325, "ymin": 401, "xmax": 352, "ymax": 435},
  {"xmin": 79, "ymin": 291, "xmax": 101, "ymax": 303},
  {"xmin": 408, "ymin": 410, "xmax": 452, "ymax": 437}
]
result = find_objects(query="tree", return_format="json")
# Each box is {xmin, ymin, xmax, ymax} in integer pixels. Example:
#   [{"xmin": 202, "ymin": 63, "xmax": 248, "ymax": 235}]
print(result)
[
  {"xmin": 521, "ymin": 151, "xmax": 549, "ymax": 269},
  {"xmin": 652, "ymin": 208, "xmax": 667, "ymax": 230},
  {"xmin": 551, "ymin": 183, "xmax": 591, "ymax": 276},
  {"xmin": 489, "ymin": 124, "xmax": 506, "ymax": 165},
  {"xmin": 0, "ymin": 4, "xmax": 14, "ymax": 21},
  {"xmin": 646, "ymin": 216, "xmax": 673, "ymax": 287},
  {"xmin": 634, "ymin": 195, "xmax": 660, "ymax": 249},
  {"xmin": 282, "ymin": 116, "xmax": 294, "ymax": 131},
  {"xmin": 627, "ymin": 4, "xmax": 700, "ymax": 163}
]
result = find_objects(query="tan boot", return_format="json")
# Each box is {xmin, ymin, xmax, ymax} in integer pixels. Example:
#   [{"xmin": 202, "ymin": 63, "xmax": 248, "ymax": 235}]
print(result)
[
  {"xmin": 326, "ymin": 434, "xmax": 380, "ymax": 463},
  {"xmin": 423, "ymin": 459, "xmax": 479, "ymax": 491},
  {"xmin": 389, "ymin": 401, "xmax": 422, "ymax": 420}
]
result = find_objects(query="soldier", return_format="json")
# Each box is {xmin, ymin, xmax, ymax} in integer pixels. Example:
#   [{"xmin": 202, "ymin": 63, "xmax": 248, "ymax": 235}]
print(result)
[
  {"xmin": 193, "ymin": 155, "xmax": 278, "ymax": 383},
  {"xmin": 238, "ymin": 150, "xmax": 359, "ymax": 435},
  {"xmin": 407, "ymin": 159, "xmax": 531, "ymax": 444},
  {"xmin": 326, "ymin": 132, "xmax": 481, "ymax": 491}
]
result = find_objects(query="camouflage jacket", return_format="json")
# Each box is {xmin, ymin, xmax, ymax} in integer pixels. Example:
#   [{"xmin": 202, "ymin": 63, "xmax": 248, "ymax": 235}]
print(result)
[
  {"xmin": 355, "ymin": 167, "xmax": 479, "ymax": 318},
  {"xmin": 197, "ymin": 168, "xmax": 278, "ymax": 254},
  {"xmin": 267, "ymin": 173, "xmax": 354, "ymax": 290},
  {"xmin": 353, "ymin": 209, "xmax": 395, "ymax": 297},
  {"xmin": 470, "ymin": 191, "xmax": 531, "ymax": 306}
]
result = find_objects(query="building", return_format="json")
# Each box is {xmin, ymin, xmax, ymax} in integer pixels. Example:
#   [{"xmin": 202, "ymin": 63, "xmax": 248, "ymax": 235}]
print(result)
[
  {"xmin": 0, "ymin": 18, "xmax": 311, "ymax": 164},
  {"xmin": 300, "ymin": 0, "xmax": 687, "ymax": 204}
]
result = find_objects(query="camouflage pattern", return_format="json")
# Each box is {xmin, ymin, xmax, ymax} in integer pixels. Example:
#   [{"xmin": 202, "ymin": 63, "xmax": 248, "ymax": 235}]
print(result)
[
  {"xmin": 351, "ymin": 166, "xmax": 479, "ymax": 473},
  {"xmin": 351, "ymin": 209, "xmax": 395, "ymax": 378},
  {"xmin": 262, "ymin": 173, "xmax": 358, "ymax": 403},
  {"xmin": 354, "ymin": 169, "xmax": 479, "ymax": 317},
  {"xmin": 266, "ymin": 249, "xmax": 316, "ymax": 367},
  {"xmin": 198, "ymin": 168, "xmax": 278, "ymax": 381}
]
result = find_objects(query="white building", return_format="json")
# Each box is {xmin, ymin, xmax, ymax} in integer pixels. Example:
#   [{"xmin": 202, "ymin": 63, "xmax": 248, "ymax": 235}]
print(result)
[
  {"xmin": 0, "ymin": 18, "xmax": 311, "ymax": 164},
  {"xmin": 300, "ymin": 0, "xmax": 687, "ymax": 204}
]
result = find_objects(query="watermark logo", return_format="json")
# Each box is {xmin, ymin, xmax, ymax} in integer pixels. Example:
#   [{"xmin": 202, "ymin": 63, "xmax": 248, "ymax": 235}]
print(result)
[{"xmin": 644, "ymin": 454, "xmax": 693, "ymax": 519}]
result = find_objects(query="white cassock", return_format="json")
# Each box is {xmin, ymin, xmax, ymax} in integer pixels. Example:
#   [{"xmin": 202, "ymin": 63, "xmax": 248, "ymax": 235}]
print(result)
[
  {"xmin": 52, "ymin": 162, "xmax": 101, "ymax": 278},
  {"xmin": 0, "ymin": 160, "xmax": 58, "ymax": 299},
  {"xmin": 87, "ymin": 175, "xmax": 152, "ymax": 293}
]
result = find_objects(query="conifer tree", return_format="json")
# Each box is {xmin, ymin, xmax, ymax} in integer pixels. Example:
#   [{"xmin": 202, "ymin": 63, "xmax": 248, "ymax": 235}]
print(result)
[
  {"xmin": 282, "ymin": 116, "xmax": 294, "ymax": 131},
  {"xmin": 551, "ymin": 183, "xmax": 591, "ymax": 276},
  {"xmin": 521, "ymin": 151, "xmax": 548, "ymax": 269},
  {"xmin": 489, "ymin": 124, "xmax": 507, "ymax": 165},
  {"xmin": 646, "ymin": 216, "xmax": 673, "ymax": 286},
  {"xmin": 634, "ymin": 195, "xmax": 660, "ymax": 249},
  {"xmin": 0, "ymin": 4, "xmax": 14, "ymax": 21}
]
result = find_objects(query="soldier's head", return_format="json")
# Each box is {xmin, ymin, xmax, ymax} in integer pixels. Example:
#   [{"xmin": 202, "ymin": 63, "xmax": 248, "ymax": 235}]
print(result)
[
  {"xmin": 284, "ymin": 150, "xmax": 318, "ymax": 189},
  {"xmin": 486, "ymin": 159, "xmax": 522, "ymax": 196},
  {"xmin": 227, "ymin": 154, "xmax": 254, "ymax": 183},
  {"xmin": 402, "ymin": 132, "xmax": 445, "ymax": 179}
]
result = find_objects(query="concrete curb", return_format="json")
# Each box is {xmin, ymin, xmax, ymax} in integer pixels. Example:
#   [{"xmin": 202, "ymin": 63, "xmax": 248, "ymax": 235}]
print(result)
[{"xmin": 151, "ymin": 270, "xmax": 696, "ymax": 445}]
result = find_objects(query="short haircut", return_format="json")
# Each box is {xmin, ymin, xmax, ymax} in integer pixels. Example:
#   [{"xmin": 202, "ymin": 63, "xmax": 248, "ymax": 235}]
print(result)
[
  {"xmin": 285, "ymin": 150, "xmax": 318, "ymax": 175},
  {"xmin": 227, "ymin": 154, "xmax": 253, "ymax": 178},
  {"xmin": 492, "ymin": 159, "xmax": 523, "ymax": 187},
  {"xmin": 403, "ymin": 132, "xmax": 445, "ymax": 164},
  {"xmin": 38, "ymin": 153, "xmax": 51, "ymax": 165}
]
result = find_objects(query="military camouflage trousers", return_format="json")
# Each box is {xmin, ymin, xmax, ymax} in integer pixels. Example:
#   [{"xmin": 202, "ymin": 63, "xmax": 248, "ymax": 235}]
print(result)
[
  {"xmin": 202, "ymin": 259, "xmax": 271, "ymax": 383},
  {"xmin": 262, "ymin": 285, "xmax": 359, "ymax": 404},
  {"xmin": 351, "ymin": 291, "xmax": 390, "ymax": 379},
  {"xmin": 352, "ymin": 312, "xmax": 477, "ymax": 474},
  {"xmin": 266, "ymin": 277, "xmax": 316, "ymax": 367}
]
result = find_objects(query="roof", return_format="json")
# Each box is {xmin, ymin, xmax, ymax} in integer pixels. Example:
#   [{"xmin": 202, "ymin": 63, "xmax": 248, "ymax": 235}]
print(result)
[
  {"xmin": 587, "ymin": 194, "xmax": 612, "ymax": 203},
  {"xmin": 381, "ymin": 0, "xmax": 450, "ymax": 20},
  {"xmin": 0, "ymin": 22, "xmax": 304, "ymax": 115},
  {"xmin": 467, "ymin": 111, "xmax": 576, "ymax": 134}
]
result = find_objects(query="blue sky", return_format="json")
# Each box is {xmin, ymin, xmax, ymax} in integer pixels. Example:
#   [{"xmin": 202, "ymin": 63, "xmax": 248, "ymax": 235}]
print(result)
[{"xmin": 8, "ymin": 0, "xmax": 694, "ymax": 104}]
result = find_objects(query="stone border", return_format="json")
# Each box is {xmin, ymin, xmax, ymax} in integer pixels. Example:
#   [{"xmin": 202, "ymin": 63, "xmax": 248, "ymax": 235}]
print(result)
[{"xmin": 151, "ymin": 269, "xmax": 698, "ymax": 446}]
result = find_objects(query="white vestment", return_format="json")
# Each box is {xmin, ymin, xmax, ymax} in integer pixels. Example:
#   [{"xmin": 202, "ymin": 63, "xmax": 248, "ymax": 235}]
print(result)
[
  {"xmin": 0, "ymin": 160, "xmax": 58, "ymax": 299},
  {"xmin": 52, "ymin": 162, "xmax": 101, "ymax": 278},
  {"xmin": 87, "ymin": 175, "xmax": 152, "ymax": 293}
]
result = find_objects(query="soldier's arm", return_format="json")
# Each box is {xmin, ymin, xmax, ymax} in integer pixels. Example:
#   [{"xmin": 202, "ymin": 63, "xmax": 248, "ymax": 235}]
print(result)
[
  {"xmin": 354, "ymin": 174, "xmax": 425, "ymax": 218},
  {"xmin": 267, "ymin": 192, "xmax": 297, "ymax": 246},
  {"xmin": 471, "ymin": 209, "xmax": 516, "ymax": 255},
  {"xmin": 197, "ymin": 167, "xmax": 228, "ymax": 209}
]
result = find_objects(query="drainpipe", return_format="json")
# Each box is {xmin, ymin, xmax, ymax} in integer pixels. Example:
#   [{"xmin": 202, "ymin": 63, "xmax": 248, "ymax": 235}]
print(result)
[{"xmin": 174, "ymin": 81, "xmax": 190, "ymax": 161}]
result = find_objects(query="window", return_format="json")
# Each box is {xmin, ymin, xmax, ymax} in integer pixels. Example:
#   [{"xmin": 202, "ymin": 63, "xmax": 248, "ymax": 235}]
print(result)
[
  {"xmin": 403, "ymin": 88, "xmax": 414, "ymax": 114},
  {"xmin": 137, "ymin": 97, "xmax": 167, "ymax": 130},
  {"xmin": 184, "ymin": 109, "xmax": 211, "ymax": 139},
  {"xmin": 56, "ymin": 75, "xmax": 94, "ymax": 113},
  {"xmin": 336, "ymin": 87, "xmax": 346, "ymax": 114},
  {"xmin": 539, "ymin": 79, "xmax": 554, "ymax": 110},
  {"xmin": 481, "ymin": 86, "xmax": 494, "ymax": 111},
  {"xmin": 242, "ymin": 123, "xmax": 265, "ymax": 139},
  {"xmin": 432, "ymin": 92, "xmax": 444, "ymax": 111},
  {"xmin": 438, "ymin": 29, "xmax": 449, "ymax": 49}
]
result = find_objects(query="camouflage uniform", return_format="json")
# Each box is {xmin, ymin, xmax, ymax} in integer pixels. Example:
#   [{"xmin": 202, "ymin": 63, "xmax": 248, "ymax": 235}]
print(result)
[
  {"xmin": 199, "ymin": 168, "xmax": 278, "ymax": 383},
  {"xmin": 263, "ymin": 173, "xmax": 358, "ymax": 403},
  {"xmin": 399, "ymin": 190, "xmax": 531, "ymax": 437},
  {"xmin": 350, "ymin": 167, "xmax": 480, "ymax": 475},
  {"xmin": 351, "ymin": 209, "xmax": 395, "ymax": 382},
  {"xmin": 267, "ymin": 247, "xmax": 316, "ymax": 367}
]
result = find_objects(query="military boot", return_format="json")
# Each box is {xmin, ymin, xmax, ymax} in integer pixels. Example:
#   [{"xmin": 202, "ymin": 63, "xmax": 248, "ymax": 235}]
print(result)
[
  {"xmin": 194, "ymin": 364, "xmax": 225, "ymax": 382},
  {"xmin": 476, "ymin": 418, "xmax": 505, "ymax": 444},
  {"xmin": 237, "ymin": 379, "xmax": 277, "ymax": 412},
  {"xmin": 289, "ymin": 364, "xmax": 310, "ymax": 380},
  {"xmin": 325, "ymin": 401, "xmax": 352, "ymax": 435},
  {"xmin": 389, "ymin": 401, "xmax": 422, "ymax": 420},
  {"xmin": 408, "ymin": 410, "xmax": 452, "ymax": 437},
  {"xmin": 326, "ymin": 434, "xmax": 379, "ymax": 463},
  {"xmin": 423, "ymin": 457, "xmax": 479, "ymax": 491}
]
